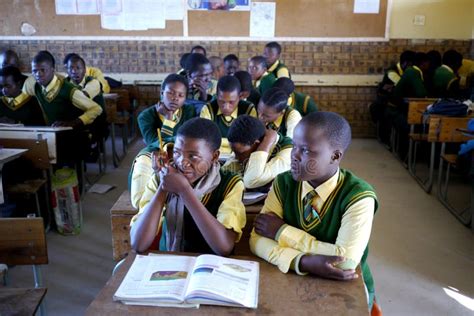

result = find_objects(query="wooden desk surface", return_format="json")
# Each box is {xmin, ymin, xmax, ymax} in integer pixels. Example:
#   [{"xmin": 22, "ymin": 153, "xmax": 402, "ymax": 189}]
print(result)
[
  {"xmin": 0, "ymin": 287, "xmax": 47, "ymax": 315},
  {"xmin": 86, "ymin": 253, "xmax": 369, "ymax": 315}
]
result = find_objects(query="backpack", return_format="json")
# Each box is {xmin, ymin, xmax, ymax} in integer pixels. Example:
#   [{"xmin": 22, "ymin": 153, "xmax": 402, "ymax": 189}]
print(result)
[{"xmin": 424, "ymin": 98, "xmax": 468, "ymax": 117}]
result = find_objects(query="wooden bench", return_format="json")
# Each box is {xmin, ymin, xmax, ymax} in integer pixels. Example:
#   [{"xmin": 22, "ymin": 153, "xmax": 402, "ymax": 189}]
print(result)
[{"xmin": 110, "ymin": 191, "xmax": 264, "ymax": 261}]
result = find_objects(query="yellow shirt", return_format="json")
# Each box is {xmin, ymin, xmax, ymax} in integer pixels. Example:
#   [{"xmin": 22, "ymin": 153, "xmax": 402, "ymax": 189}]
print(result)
[
  {"xmin": 86, "ymin": 66, "xmax": 110, "ymax": 93},
  {"xmin": 22, "ymin": 75, "xmax": 102, "ymax": 125},
  {"xmin": 269, "ymin": 108, "xmax": 302, "ymax": 139},
  {"xmin": 249, "ymin": 169, "xmax": 375, "ymax": 274},
  {"xmin": 222, "ymin": 134, "xmax": 292, "ymax": 189},
  {"xmin": 132, "ymin": 170, "xmax": 247, "ymax": 242},
  {"xmin": 130, "ymin": 153, "xmax": 153, "ymax": 209},
  {"xmin": 267, "ymin": 60, "xmax": 290, "ymax": 78},
  {"xmin": 458, "ymin": 59, "xmax": 474, "ymax": 89},
  {"xmin": 2, "ymin": 92, "xmax": 31, "ymax": 110},
  {"xmin": 78, "ymin": 77, "xmax": 101, "ymax": 99}
]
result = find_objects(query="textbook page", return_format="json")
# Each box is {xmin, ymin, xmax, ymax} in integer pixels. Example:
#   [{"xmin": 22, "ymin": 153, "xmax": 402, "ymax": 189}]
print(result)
[
  {"xmin": 185, "ymin": 255, "xmax": 259, "ymax": 308},
  {"xmin": 114, "ymin": 254, "xmax": 197, "ymax": 305}
]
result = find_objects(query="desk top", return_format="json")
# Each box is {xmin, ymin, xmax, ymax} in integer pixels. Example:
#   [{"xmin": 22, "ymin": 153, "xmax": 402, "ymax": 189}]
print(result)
[
  {"xmin": 0, "ymin": 148, "xmax": 28, "ymax": 165},
  {"xmin": 0, "ymin": 125, "xmax": 72, "ymax": 132},
  {"xmin": 86, "ymin": 253, "xmax": 369, "ymax": 315},
  {"xmin": 0, "ymin": 287, "xmax": 47, "ymax": 315}
]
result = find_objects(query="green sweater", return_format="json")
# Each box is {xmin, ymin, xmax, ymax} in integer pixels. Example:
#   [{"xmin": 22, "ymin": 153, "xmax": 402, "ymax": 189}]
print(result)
[
  {"xmin": 204, "ymin": 99, "xmax": 255, "ymax": 138},
  {"xmin": 392, "ymin": 66, "xmax": 427, "ymax": 100},
  {"xmin": 289, "ymin": 92, "xmax": 318, "ymax": 116},
  {"xmin": 0, "ymin": 95, "xmax": 45, "ymax": 126},
  {"xmin": 273, "ymin": 169, "xmax": 378, "ymax": 305},
  {"xmin": 257, "ymin": 73, "xmax": 277, "ymax": 96},
  {"xmin": 433, "ymin": 65, "xmax": 459, "ymax": 98}
]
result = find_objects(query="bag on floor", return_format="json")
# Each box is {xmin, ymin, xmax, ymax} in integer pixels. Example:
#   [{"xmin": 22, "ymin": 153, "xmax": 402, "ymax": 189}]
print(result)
[{"xmin": 51, "ymin": 167, "xmax": 83, "ymax": 235}]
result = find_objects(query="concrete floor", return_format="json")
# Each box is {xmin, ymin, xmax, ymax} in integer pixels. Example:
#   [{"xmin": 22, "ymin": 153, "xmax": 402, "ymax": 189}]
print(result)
[{"xmin": 6, "ymin": 137, "xmax": 474, "ymax": 316}]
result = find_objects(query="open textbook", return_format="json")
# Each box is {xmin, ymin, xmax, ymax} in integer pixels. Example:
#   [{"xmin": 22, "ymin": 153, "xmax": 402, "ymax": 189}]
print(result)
[{"xmin": 114, "ymin": 254, "xmax": 259, "ymax": 309}]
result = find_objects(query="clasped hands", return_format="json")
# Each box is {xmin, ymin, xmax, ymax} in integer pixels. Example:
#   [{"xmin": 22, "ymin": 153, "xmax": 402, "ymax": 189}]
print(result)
[{"xmin": 151, "ymin": 150, "xmax": 190, "ymax": 195}]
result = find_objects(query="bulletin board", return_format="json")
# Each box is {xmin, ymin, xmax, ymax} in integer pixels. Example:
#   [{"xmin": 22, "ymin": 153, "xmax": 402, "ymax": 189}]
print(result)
[{"xmin": 0, "ymin": 0, "xmax": 389, "ymax": 39}]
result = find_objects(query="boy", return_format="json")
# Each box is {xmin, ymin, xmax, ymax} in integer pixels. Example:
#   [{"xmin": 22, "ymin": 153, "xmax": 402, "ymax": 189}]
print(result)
[
  {"xmin": 433, "ymin": 49, "xmax": 463, "ymax": 98},
  {"xmin": 273, "ymin": 77, "xmax": 318, "ymax": 116},
  {"xmin": 0, "ymin": 66, "xmax": 45, "ymax": 125},
  {"xmin": 257, "ymin": 87, "xmax": 302, "ymax": 139},
  {"xmin": 130, "ymin": 118, "xmax": 246, "ymax": 256},
  {"xmin": 191, "ymin": 45, "xmax": 207, "ymax": 56},
  {"xmin": 223, "ymin": 54, "xmax": 240, "ymax": 76},
  {"xmin": 263, "ymin": 42, "xmax": 290, "ymax": 79},
  {"xmin": 0, "ymin": 50, "xmax": 21, "ymax": 69},
  {"xmin": 209, "ymin": 56, "xmax": 225, "ymax": 80},
  {"xmin": 63, "ymin": 53, "xmax": 110, "ymax": 93},
  {"xmin": 224, "ymin": 115, "xmax": 292, "ymax": 190},
  {"xmin": 200, "ymin": 75, "xmax": 257, "ymax": 154},
  {"xmin": 23, "ymin": 51, "xmax": 102, "ymax": 129},
  {"xmin": 250, "ymin": 111, "xmax": 378, "ymax": 309},
  {"xmin": 248, "ymin": 56, "xmax": 276, "ymax": 95},
  {"xmin": 185, "ymin": 53, "xmax": 215, "ymax": 102},
  {"xmin": 234, "ymin": 70, "xmax": 260, "ymax": 106}
]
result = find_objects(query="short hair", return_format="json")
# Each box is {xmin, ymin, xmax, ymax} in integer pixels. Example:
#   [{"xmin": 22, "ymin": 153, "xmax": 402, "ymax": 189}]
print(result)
[
  {"xmin": 400, "ymin": 50, "xmax": 416, "ymax": 65},
  {"xmin": 63, "ymin": 53, "xmax": 80, "ymax": 65},
  {"xmin": 427, "ymin": 50, "xmax": 442, "ymax": 69},
  {"xmin": 414, "ymin": 52, "xmax": 429, "ymax": 67},
  {"xmin": 191, "ymin": 45, "xmax": 207, "ymax": 56},
  {"xmin": 179, "ymin": 53, "xmax": 190, "ymax": 69},
  {"xmin": 184, "ymin": 53, "xmax": 210, "ymax": 75},
  {"xmin": 234, "ymin": 71, "xmax": 253, "ymax": 92},
  {"xmin": 442, "ymin": 49, "xmax": 463, "ymax": 68},
  {"xmin": 176, "ymin": 117, "xmax": 221, "ymax": 151},
  {"xmin": 300, "ymin": 112, "xmax": 352, "ymax": 151},
  {"xmin": 0, "ymin": 66, "xmax": 24, "ymax": 84},
  {"xmin": 228, "ymin": 115, "xmax": 266, "ymax": 145},
  {"xmin": 273, "ymin": 77, "xmax": 295, "ymax": 96},
  {"xmin": 67, "ymin": 54, "xmax": 86, "ymax": 67},
  {"xmin": 260, "ymin": 87, "xmax": 288, "ymax": 112},
  {"xmin": 217, "ymin": 75, "xmax": 241, "ymax": 93},
  {"xmin": 162, "ymin": 73, "xmax": 189, "ymax": 94},
  {"xmin": 249, "ymin": 56, "xmax": 267, "ymax": 68},
  {"xmin": 224, "ymin": 54, "xmax": 239, "ymax": 63},
  {"xmin": 265, "ymin": 41, "xmax": 282, "ymax": 55},
  {"xmin": 1, "ymin": 50, "xmax": 20, "ymax": 67},
  {"xmin": 33, "ymin": 50, "xmax": 55, "ymax": 68}
]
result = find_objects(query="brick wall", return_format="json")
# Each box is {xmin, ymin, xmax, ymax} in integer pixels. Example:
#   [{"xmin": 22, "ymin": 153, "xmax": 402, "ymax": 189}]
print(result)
[{"xmin": 1, "ymin": 39, "xmax": 472, "ymax": 137}]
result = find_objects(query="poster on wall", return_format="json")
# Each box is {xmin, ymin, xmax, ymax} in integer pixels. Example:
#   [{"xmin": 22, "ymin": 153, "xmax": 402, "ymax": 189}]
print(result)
[
  {"xmin": 187, "ymin": 0, "xmax": 251, "ymax": 11},
  {"xmin": 249, "ymin": 2, "xmax": 275, "ymax": 37}
]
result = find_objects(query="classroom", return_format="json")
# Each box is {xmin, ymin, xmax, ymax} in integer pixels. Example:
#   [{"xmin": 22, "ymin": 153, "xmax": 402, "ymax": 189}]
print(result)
[{"xmin": 0, "ymin": 0, "xmax": 473, "ymax": 315}]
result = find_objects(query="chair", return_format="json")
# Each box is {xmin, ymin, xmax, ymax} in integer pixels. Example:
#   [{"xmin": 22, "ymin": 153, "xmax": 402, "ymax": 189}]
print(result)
[
  {"xmin": 406, "ymin": 98, "xmax": 439, "ymax": 192},
  {"xmin": 105, "ymin": 94, "xmax": 129, "ymax": 168},
  {"xmin": 435, "ymin": 116, "xmax": 472, "ymax": 226},
  {"xmin": 0, "ymin": 217, "xmax": 48, "ymax": 315},
  {"xmin": 0, "ymin": 138, "xmax": 52, "ymax": 229}
]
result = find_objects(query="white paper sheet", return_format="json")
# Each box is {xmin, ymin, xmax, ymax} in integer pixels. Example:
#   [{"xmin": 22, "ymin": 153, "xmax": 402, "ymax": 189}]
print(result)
[
  {"xmin": 353, "ymin": 0, "xmax": 380, "ymax": 14},
  {"xmin": 100, "ymin": 0, "xmax": 122, "ymax": 14},
  {"xmin": 166, "ymin": 0, "xmax": 185, "ymax": 20},
  {"xmin": 55, "ymin": 0, "xmax": 77, "ymax": 15},
  {"xmin": 143, "ymin": 0, "xmax": 166, "ymax": 29},
  {"xmin": 77, "ymin": 0, "xmax": 99, "ymax": 14},
  {"xmin": 101, "ymin": 13, "xmax": 123, "ymax": 29},
  {"xmin": 249, "ymin": 2, "xmax": 275, "ymax": 37}
]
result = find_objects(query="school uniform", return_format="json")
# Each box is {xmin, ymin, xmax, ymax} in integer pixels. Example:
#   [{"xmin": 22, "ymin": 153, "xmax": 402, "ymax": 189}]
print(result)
[
  {"xmin": 253, "ymin": 72, "xmax": 277, "ymax": 96},
  {"xmin": 132, "ymin": 168, "xmax": 246, "ymax": 254},
  {"xmin": 432, "ymin": 65, "xmax": 460, "ymax": 98},
  {"xmin": 266, "ymin": 107, "xmax": 302, "ymax": 139},
  {"xmin": 86, "ymin": 66, "xmax": 110, "ymax": 93},
  {"xmin": 458, "ymin": 59, "xmax": 474, "ymax": 89},
  {"xmin": 138, "ymin": 103, "xmax": 197, "ymax": 146},
  {"xmin": 129, "ymin": 143, "xmax": 158, "ymax": 209},
  {"xmin": 222, "ymin": 133, "xmax": 292, "ymax": 189},
  {"xmin": 187, "ymin": 78, "xmax": 217, "ymax": 102},
  {"xmin": 200, "ymin": 99, "xmax": 257, "ymax": 154},
  {"xmin": 288, "ymin": 92, "xmax": 318, "ymax": 116},
  {"xmin": 250, "ymin": 168, "xmax": 378, "ymax": 307},
  {"xmin": 0, "ymin": 93, "xmax": 45, "ymax": 126},
  {"xmin": 268, "ymin": 60, "xmax": 291, "ymax": 79}
]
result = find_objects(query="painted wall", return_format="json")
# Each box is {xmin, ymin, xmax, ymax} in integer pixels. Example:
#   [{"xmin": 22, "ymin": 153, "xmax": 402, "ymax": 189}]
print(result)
[{"xmin": 390, "ymin": 0, "xmax": 474, "ymax": 39}]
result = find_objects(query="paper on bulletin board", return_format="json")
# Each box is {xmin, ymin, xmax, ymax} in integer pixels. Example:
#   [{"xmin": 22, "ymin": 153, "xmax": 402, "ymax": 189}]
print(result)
[
  {"xmin": 187, "ymin": 0, "xmax": 251, "ymax": 11},
  {"xmin": 101, "ymin": 13, "xmax": 123, "ymax": 29},
  {"xmin": 249, "ymin": 2, "xmax": 275, "ymax": 37},
  {"xmin": 121, "ymin": 0, "xmax": 165, "ymax": 30},
  {"xmin": 353, "ymin": 0, "xmax": 380, "ymax": 14},
  {"xmin": 77, "ymin": 0, "xmax": 99, "ymax": 14},
  {"xmin": 166, "ymin": 0, "xmax": 185, "ymax": 20},
  {"xmin": 143, "ymin": 0, "xmax": 166, "ymax": 29},
  {"xmin": 100, "ymin": 0, "xmax": 122, "ymax": 14},
  {"xmin": 55, "ymin": 0, "xmax": 77, "ymax": 15}
]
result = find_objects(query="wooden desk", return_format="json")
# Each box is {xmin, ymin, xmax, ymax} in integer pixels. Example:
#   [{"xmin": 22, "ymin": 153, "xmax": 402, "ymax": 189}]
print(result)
[
  {"xmin": 110, "ymin": 191, "xmax": 265, "ymax": 261},
  {"xmin": 0, "ymin": 148, "xmax": 28, "ymax": 204},
  {"xmin": 457, "ymin": 128, "xmax": 474, "ymax": 232},
  {"xmin": 0, "ymin": 287, "xmax": 47, "ymax": 315},
  {"xmin": 86, "ymin": 253, "xmax": 368, "ymax": 315}
]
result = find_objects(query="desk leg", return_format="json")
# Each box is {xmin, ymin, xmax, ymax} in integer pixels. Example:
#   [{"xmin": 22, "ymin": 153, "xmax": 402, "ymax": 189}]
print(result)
[{"xmin": 0, "ymin": 162, "xmax": 4, "ymax": 204}]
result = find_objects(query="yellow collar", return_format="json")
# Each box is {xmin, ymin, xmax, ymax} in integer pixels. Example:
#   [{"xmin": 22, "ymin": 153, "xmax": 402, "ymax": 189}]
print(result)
[
  {"xmin": 254, "ymin": 71, "xmax": 269, "ymax": 87},
  {"xmin": 158, "ymin": 105, "xmax": 182, "ymax": 122},
  {"xmin": 267, "ymin": 60, "xmax": 280, "ymax": 73},
  {"xmin": 397, "ymin": 62, "xmax": 404, "ymax": 75},
  {"xmin": 412, "ymin": 66, "xmax": 424, "ymax": 81},
  {"xmin": 2, "ymin": 93, "xmax": 30, "ymax": 110},
  {"xmin": 43, "ymin": 75, "xmax": 59, "ymax": 93},
  {"xmin": 217, "ymin": 106, "xmax": 239, "ymax": 120},
  {"xmin": 441, "ymin": 64, "xmax": 454, "ymax": 73},
  {"xmin": 301, "ymin": 168, "xmax": 340, "ymax": 202},
  {"xmin": 288, "ymin": 93, "xmax": 295, "ymax": 106},
  {"xmin": 268, "ymin": 111, "xmax": 284, "ymax": 129}
]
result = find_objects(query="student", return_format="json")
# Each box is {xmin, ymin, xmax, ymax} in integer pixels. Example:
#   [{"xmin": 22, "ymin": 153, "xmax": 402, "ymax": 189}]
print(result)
[
  {"xmin": 248, "ymin": 56, "xmax": 276, "ymax": 95},
  {"xmin": 137, "ymin": 74, "xmax": 196, "ymax": 146},
  {"xmin": 425, "ymin": 50, "xmax": 442, "ymax": 96},
  {"xmin": 130, "ymin": 118, "xmax": 246, "ymax": 255},
  {"xmin": 223, "ymin": 115, "xmax": 292, "ymax": 190},
  {"xmin": 0, "ymin": 50, "xmax": 20, "ymax": 69},
  {"xmin": 23, "ymin": 51, "xmax": 102, "ymax": 128},
  {"xmin": 223, "ymin": 54, "xmax": 240, "ymax": 76},
  {"xmin": 263, "ymin": 41, "xmax": 290, "ymax": 79},
  {"xmin": 250, "ymin": 111, "xmax": 378, "ymax": 309},
  {"xmin": 257, "ymin": 87, "xmax": 302, "ymax": 139},
  {"xmin": 200, "ymin": 75, "xmax": 257, "ymax": 154},
  {"xmin": 177, "ymin": 53, "xmax": 190, "ymax": 76},
  {"xmin": 432, "ymin": 49, "xmax": 463, "ymax": 98},
  {"xmin": 191, "ymin": 45, "xmax": 207, "ymax": 56},
  {"xmin": 234, "ymin": 70, "xmax": 259, "ymax": 105},
  {"xmin": 63, "ymin": 53, "xmax": 110, "ymax": 93},
  {"xmin": 185, "ymin": 53, "xmax": 215, "ymax": 102},
  {"xmin": 209, "ymin": 56, "xmax": 225, "ymax": 80},
  {"xmin": 0, "ymin": 66, "xmax": 45, "ymax": 125},
  {"xmin": 458, "ymin": 58, "xmax": 474, "ymax": 91},
  {"xmin": 273, "ymin": 77, "xmax": 318, "ymax": 116}
]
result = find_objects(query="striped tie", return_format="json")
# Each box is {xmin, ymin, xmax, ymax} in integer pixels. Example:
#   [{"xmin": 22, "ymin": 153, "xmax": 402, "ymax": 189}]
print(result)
[{"xmin": 303, "ymin": 190, "xmax": 318, "ymax": 222}]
